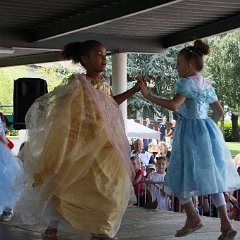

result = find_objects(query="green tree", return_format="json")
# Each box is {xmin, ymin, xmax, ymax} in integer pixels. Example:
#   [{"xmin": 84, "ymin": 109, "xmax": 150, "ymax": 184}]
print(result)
[
  {"xmin": 127, "ymin": 54, "xmax": 152, "ymax": 118},
  {"xmin": 127, "ymin": 46, "xmax": 181, "ymax": 119},
  {"xmin": 205, "ymin": 30, "xmax": 240, "ymax": 141},
  {"xmin": 34, "ymin": 62, "xmax": 85, "ymax": 91}
]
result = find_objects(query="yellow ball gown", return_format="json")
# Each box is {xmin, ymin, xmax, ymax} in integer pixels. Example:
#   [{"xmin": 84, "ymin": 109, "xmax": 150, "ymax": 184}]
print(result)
[{"xmin": 17, "ymin": 74, "xmax": 134, "ymax": 238}]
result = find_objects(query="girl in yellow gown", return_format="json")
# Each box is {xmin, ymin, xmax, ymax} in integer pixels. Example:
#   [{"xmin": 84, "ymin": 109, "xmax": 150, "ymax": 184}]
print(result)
[{"xmin": 17, "ymin": 40, "xmax": 142, "ymax": 240}]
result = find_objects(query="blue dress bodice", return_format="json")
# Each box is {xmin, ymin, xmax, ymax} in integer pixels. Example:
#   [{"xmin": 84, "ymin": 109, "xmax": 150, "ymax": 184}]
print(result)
[
  {"xmin": 178, "ymin": 98, "xmax": 210, "ymax": 119},
  {"xmin": 176, "ymin": 73, "xmax": 218, "ymax": 119}
]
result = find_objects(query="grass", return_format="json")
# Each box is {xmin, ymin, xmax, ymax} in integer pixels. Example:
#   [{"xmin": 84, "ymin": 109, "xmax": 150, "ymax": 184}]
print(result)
[{"xmin": 226, "ymin": 142, "xmax": 240, "ymax": 158}]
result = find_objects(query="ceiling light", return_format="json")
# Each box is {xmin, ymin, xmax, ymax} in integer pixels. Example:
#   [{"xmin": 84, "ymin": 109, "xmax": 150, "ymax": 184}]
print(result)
[{"xmin": 0, "ymin": 48, "xmax": 15, "ymax": 54}]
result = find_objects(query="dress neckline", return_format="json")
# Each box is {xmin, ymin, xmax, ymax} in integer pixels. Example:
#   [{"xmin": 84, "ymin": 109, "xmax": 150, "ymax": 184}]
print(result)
[{"xmin": 85, "ymin": 75, "xmax": 105, "ymax": 86}]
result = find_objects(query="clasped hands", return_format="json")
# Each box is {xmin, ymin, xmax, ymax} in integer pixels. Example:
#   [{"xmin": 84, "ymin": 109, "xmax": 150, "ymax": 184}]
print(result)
[{"xmin": 134, "ymin": 76, "xmax": 150, "ymax": 98}]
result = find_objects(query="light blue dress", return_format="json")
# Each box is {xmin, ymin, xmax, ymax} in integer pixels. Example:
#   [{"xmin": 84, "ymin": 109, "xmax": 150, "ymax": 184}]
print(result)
[
  {"xmin": 164, "ymin": 74, "xmax": 240, "ymax": 199},
  {"xmin": 0, "ymin": 119, "xmax": 23, "ymax": 213}
]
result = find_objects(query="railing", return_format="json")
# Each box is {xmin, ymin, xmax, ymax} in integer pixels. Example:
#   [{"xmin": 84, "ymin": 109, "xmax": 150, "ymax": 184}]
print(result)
[{"xmin": 135, "ymin": 180, "xmax": 240, "ymax": 221}]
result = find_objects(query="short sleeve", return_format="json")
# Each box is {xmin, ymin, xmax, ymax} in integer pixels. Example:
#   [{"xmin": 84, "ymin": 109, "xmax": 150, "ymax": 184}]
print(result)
[
  {"xmin": 175, "ymin": 77, "xmax": 218, "ymax": 103},
  {"xmin": 175, "ymin": 77, "xmax": 195, "ymax": 98},
  {"xmin": 206, "ymin": 85, "xmax": 218, "ymax": 103}
]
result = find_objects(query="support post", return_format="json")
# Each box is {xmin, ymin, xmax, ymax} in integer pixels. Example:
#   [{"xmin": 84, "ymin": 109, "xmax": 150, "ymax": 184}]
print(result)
[{"xmin": 111, "ymin": 52, "xmax": 128, "ymax": 126}]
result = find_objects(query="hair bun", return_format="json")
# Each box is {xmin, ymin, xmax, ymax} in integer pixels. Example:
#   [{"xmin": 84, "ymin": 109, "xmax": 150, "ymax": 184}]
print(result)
[
  {"xmin": 61, "ymin": 42, "xmax": 82, "ymax": 63},
  {"xmin": 194, "ymin": 39, "xmax": 210, "ymax": 55}
]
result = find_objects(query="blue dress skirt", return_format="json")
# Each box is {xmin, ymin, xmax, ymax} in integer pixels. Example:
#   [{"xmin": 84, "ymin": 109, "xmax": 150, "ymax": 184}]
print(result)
[
  {"xmin": 0, "ymin": 141, "xmax": 23, "ymax": 213},
  {"xmin": 164, "ymin": 74, "xmax": 240, "ymax": 199}
]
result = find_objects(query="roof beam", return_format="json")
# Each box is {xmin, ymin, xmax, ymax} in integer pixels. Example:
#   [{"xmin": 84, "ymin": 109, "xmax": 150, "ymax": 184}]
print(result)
[
  {"xmin": 162, "ymin": 13, "xmax": 240, "ymax": 47},
  {"xmin": 30, "ymin": 0, "xmax": 181, "ymax": 42},
  {"xmin": 0, "ymin": 36, "xmax": 165, "ymax": 67},
  {"xmin": 0, "ymin": 52, "xmax": 60, "ymax": 67}
]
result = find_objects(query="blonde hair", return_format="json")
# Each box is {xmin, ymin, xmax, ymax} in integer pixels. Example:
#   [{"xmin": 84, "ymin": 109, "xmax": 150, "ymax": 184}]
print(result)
[
  {"xmin": 234, "ymin": 154, "xmax": 240, "ymax": 166},
  {"xmin": 158, "ymin": 141, "xmax": 168, "ymax": 153}
]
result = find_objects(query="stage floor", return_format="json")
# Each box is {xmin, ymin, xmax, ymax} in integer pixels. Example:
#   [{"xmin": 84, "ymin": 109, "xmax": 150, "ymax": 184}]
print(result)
[{"xmin": 0, "ymin": 206, "xmax": 240, "ymax": 240}]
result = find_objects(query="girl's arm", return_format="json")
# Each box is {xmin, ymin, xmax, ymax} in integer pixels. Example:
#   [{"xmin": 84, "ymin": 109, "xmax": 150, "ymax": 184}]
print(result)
[
  {"xmin": 210, "ymin": 101, "xmax": 224, "ymax": 123},
  {"xmin": 113, "ymin": 80, "xmax": 142, "ymax": 105},
  {"xmin": 166, "ymin": 128, "xmax": 173, "ymax": 137},
  {"xmin": 165, "ymin": 128, "xmax": 168, "ymax": 137},
  {"xmin": 113, "ymin": 87, "xmax": 138, "ymax": 105},
  {"xmin": 140, "ymin": 82, "xmax": 186, "ymax": 111}
]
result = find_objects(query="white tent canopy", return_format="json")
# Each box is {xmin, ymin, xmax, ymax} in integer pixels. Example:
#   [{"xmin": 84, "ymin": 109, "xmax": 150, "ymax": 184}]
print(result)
[{"xmin": 126, "ymin": 119, "xmax": 160, "ymax": 139}]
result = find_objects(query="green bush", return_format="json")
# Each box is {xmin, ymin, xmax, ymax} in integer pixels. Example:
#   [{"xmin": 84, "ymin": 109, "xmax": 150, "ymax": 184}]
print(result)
[
  {"xmin": 224, "ymin": 122, "xmax": 232, "ymax": 141},
  {"xmin": 221, "ymin": 121, "xmax": 240, "ymax": 142},
  {"xmin": 7, "ymin": 129, "xmax": 18, "ymax": 136}
]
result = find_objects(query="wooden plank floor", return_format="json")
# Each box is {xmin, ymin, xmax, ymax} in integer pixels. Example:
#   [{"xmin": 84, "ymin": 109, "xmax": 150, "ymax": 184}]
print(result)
[{"xmin": 0, "ymin": 206, "xmax": 240, "ymax": 240}]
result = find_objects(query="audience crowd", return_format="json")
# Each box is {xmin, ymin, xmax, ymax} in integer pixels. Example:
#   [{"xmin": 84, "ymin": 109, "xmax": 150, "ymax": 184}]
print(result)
[{"xmin": 129, "ymin": 117, "xmax": 240, "ymax": 221}]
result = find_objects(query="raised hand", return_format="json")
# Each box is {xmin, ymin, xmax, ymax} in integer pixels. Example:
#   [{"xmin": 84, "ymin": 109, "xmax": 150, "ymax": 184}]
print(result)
[
  {"xmin": 132, "ymin": 75, "xmax": 146, "ymax": 92},
  {"xmin": 140, "ymin": 81, "xmax": 149, "ymax": 98}
]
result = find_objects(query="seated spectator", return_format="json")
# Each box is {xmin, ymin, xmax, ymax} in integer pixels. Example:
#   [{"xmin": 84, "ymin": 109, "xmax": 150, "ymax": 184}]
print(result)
[
  {"xmin": 229, "ymin": 156, "xmax": 240, "ymax": 220},
  {"xmin": 145, "ymin": 164, "xmax": 156, "ymax": 179},
  {"xmin": 147, "ymin": 156, "xmax": 171, "ymax": 210},
  {"xmin": 130, "ymin": 156, "xmax": 145, "ymax": 207},
  {"xmin": 131, "ymin": 139, "xmax": 154, "ymax": 174},
  {"xmin": 234, "ymin": 154, "xmax": 240, "ymax": 175},
  {"xmin": 229, "ymin": 192, "xmax": 240, "ymax": 221},
  {"xmin": 156, "ymin": 141, "xmax": 171, "ymax": 161}
]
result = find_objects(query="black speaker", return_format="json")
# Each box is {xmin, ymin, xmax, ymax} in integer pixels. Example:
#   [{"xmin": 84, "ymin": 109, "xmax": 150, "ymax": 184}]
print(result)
[{"xmin": 13, "ymin": 78, "xmax": 48, "ymax": 130}]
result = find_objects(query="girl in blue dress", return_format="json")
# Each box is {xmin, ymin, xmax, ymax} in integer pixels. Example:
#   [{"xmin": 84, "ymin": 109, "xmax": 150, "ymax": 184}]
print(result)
[{"xmin": 140, "ymin": 39, "xmax": 240, "ymax": 240}]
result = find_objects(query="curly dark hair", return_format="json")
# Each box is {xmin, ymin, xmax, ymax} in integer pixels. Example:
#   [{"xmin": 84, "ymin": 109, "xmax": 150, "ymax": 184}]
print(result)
[{"xmin": 61, "ymin": 40, "xmax": 102, "ymax": 65}]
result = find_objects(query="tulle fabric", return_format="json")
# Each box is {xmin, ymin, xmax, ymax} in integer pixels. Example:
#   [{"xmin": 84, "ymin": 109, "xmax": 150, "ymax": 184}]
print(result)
[
  {"xmin": 164, "ymin": 74, "xmax": 240, "ymax": 199},
  {"xmin": 16, "ymin": 74, "xmax": 134, "ymax": 237},
  {"xmin": 0, "ymin": 122, "xmax": 23, "ymax": 213}
]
